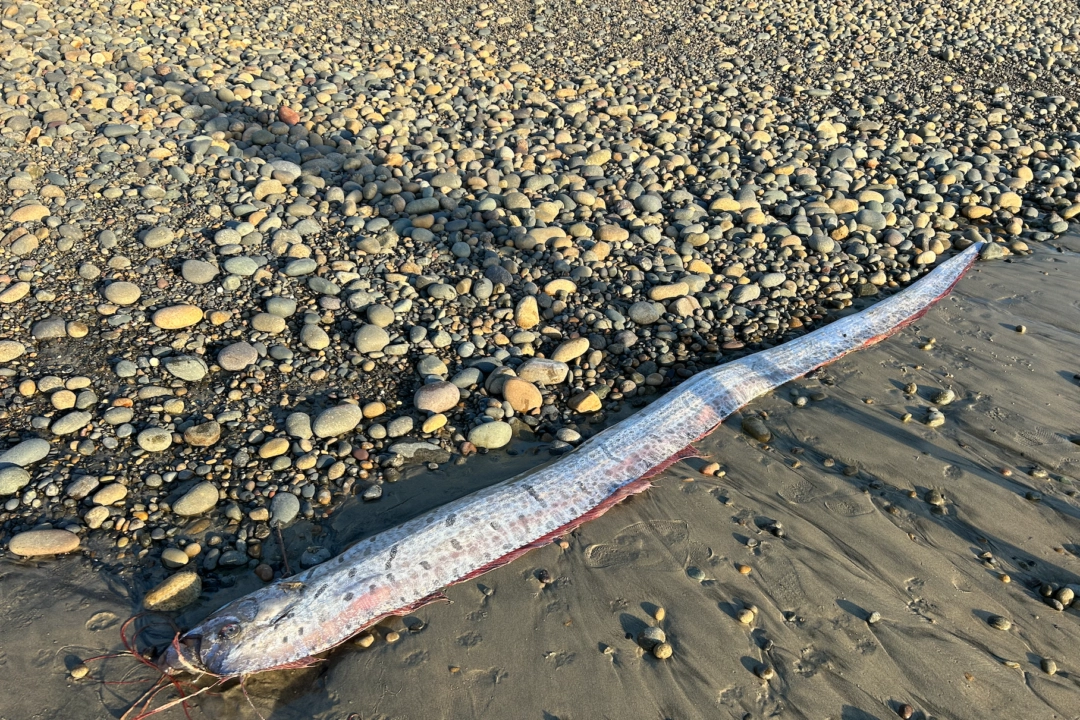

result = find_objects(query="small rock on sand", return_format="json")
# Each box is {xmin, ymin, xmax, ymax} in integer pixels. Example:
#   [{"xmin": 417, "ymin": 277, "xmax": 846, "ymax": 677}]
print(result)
[{"xmin": 143, "ymin": 572, "xmax": 202, "ymax": 611}]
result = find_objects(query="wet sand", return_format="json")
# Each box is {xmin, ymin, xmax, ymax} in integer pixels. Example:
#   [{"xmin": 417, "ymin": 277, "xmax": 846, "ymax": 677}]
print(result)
[{"xmin": 4, "ymin": 240, "xmax": 1080, "ymax": 719}]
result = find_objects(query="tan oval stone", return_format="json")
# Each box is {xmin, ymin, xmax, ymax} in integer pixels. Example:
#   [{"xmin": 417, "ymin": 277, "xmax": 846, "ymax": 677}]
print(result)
[
  {"xmin": 91, "ymin": 483, "xmax": 128, "ymax": 506},
  {"xmin": 827, "ymin": 198, "xmax": 859, "ymax": 214},
  {"xmin": 362, "ymin": 401, "xmax": 386, "ymax": 418},
  {"xmin": 251, "ymin": 313, "xmax": 286, "ymax": 333},
  {"xmin": 253, "ymin": 178, "xmax": 286, "ymax": 201},
  {"xmin": 9, "ymin": 529, "xmax": 80, "ymax": 556},
  {"xmin": 258, "ymin": 437, "xmax": 290, "ymax": 458},
  {"xmin": 551, "ymin": 337, "xmax": 590, "ymax": 362},
  {"xmin": 568, "ymin": 390, "xmax": 602, "ymax": 413},
  {"xmin": 649, "ymin": 282, "xmax": 689, "ymax": 301},
  {"xmin": 152, "ymin": 305, "xmax": 204, "ymax": 329},
  {"xmin": 422, "ymin": 413, "xmax": 447, "ymax": 433},
  {"xmin": 0, "ymin": 282, "xmax": 30, "ymax": 304},
  {"xmin": 143, "ymin": 571, "xmax": 202, "ymax": 611},
  {"xmin": 997, "ymin": 191, "xmax": 1022, "ymax": 212},
  {"xmin": 0, "ymin": 340, "xmax": 26, "ymax": 362},
  {"xmin": 543, "ymin": 278, "xmax": 577, "ymax": 296},
  {"xmin": 10, "ymin": 204, "xmax": 50, "ymax": 223},
  {"xmin": 502, "ymin": 377, "xmax": 543, "ymax": 413},
  {"xmin": 596, "ymin": 225, "xmax": 629, "ymax": 242},
  {"xmin": 514, "ymin": 296, "xmax": 539, "ymax": 329}
]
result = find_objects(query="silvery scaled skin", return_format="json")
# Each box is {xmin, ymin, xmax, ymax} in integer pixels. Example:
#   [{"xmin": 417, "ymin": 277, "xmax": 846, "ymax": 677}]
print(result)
[{"xmin": 163, "ymin": 243, "xmax": 982, "ymax": 678}]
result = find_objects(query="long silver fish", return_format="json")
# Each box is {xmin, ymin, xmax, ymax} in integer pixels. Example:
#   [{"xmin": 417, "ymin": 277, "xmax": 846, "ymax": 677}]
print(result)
[{"xmin": 162, "ymin": 242, "xmax": 982, "ymax": 678}]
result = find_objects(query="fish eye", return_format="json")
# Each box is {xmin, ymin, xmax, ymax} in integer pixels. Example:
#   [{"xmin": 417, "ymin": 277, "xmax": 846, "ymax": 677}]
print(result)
[{"xmin": 218, "ymin": 622, "xmax": 241, "ymax": 640}]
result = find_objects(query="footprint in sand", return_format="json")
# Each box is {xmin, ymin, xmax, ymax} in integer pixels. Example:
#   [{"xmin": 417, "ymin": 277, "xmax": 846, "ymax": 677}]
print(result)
[
  {"xmin": 85, "ymin": 611, "xmax": 119, "ymax": 632},
  {"xmin": 582, "ymin": 520, "xmax": 689, "ymax": 569}
]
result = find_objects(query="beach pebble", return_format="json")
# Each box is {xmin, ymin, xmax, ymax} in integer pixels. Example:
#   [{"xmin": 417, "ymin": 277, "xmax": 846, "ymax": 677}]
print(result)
[
  {"xmin": 313, "ymin": 404, "xmax": 364, "ymax": 438},
  {"xmin": 137, "ymin": 427, "xmax": 173, "ymax": 452},
  {"xmin": 652, "ymin": 642, "xmax": 673, "ymax": 660},
  {"xmin": 1041, "ymin": 658, "xmax": 1058, "ymax": 676},
  {"xmin": 103, "ymin": 282, "xmax": 142, "ymax": 305},
  {"xmin": 637, "ymin": 626, "xmax": 666, "ymax": 650},
  {"xmin": 218, "ymin": 342, "xmax": 258, "ymax": 371},
  {"xmin": 468, "ymin": 422, "xmax": 512, "ymax": 449},
  {"xmin": 551, "ymin": 337, "xmax": 590, "ymax": 362},
  {"xmin": 932, "ymin": 388, "xmax": 956, "ymax": 405},
  {"xmin": 925, "ymin": 409, "xmax": 945, "ymax": 427},
  {"xmin": 354, "ymin": 324, "xmax": 390, "ymax": 353},
  {"xmin": 173, "ymin": 482, "xmax": 219, "ymax": 516},
  {"xmin": 502, "ymin": 378, "xmax": 542, "ymax": 413},
  {"xmin": 9, "ymin": 529, "xmax": 80, "ymax": 556},
  {"xmin": 988, "ymin": 615, "xmax": 1012, "ymax": 631},
  {"xmin": 143, "ymin": 572, "xmax": 202, "ymax": 611},
  {"xmin": 182, "ymin": 260, "xmax": 218, "ymax": 284},
  {"xmin": 414, "ymin": 381, "xmax": 460, "ymax": 414},
  {"xmin": 51, "ymin": 411, "xmax": 92, "ymax": 436},
  {"xmin": 271, "ymin": 492, "xmax": 301, "ymax": 526},
  {"xmin": 741, "ymin": 415, "xmax": 771, "ymax": 442},
  {"xmin": 0, "ymin": 465, "xmax": 31, "ymax": 495},
  {"xmin": 184, "ymin": 421, "xmax": 221, "ymax": 447},
  {"xmin": 91, "ymin": 483, "xmax": 128, "ymax": 506},
  {"xmin": 161, "ymin": 548, "xmax": 190, "ymax": 568},
  {"xmin": 164, "ymin": 355, "xmax": 208, "ymax": 382},
  {"xmin": 0, "ymin": 340, "xmax": 26, "ymax": 362},
  {"xmin": 517, "ymin": 359, "xmax": 570, "ymax": 385},
  {"xmin": 152, "ymin": 305, "xmax": 204, "ymax": 329}
]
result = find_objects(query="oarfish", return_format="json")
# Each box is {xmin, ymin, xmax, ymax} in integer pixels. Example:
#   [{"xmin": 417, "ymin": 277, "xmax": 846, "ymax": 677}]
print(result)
[{"xmin": 161, "ymin": 242, "xmax": 982, "ymax": 678}]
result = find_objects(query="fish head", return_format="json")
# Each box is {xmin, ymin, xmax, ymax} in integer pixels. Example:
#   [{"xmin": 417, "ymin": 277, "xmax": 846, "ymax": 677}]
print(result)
[{"xmin": 161, "ymin": 595, "xmax": 270, "ymax": 676}]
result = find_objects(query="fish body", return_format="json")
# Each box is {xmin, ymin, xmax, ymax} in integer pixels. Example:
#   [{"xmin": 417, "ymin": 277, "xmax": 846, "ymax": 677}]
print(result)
[{"xmin": 165, "ymin": 243, "xmax": 982, "ymax": 678}]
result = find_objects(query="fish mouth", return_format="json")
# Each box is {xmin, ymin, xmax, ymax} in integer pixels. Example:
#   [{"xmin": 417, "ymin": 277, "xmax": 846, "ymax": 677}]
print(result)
[{"xmin": 160, "ymin": 633, "xmax": 209, "ymax": 675}]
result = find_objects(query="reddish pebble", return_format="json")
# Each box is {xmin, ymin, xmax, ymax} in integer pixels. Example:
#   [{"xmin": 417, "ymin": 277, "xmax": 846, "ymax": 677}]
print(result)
[
  {"xmin": 254, "ymin": 563, "xmax": 274, "ymax": 582},
  {"xmin": 156, "ymin": 278, "xmax": 169, "ymax": 289},
  {"xmin": 460, "ymin": 441, "xmax": 477, "ymax": 456},
  {"xmin": 352, "ymin": 448, "xmax": 369, "ymax": 461},
  {"xmin": 278, "ymin": 106, "xmax": 301, "ymax": 125}
]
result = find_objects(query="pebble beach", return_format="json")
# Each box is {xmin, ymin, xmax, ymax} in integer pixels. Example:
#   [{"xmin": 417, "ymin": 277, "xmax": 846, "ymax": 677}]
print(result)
[{"xmin": 1, "ymin": 0, "xmax": 1080, "ymax": 717}]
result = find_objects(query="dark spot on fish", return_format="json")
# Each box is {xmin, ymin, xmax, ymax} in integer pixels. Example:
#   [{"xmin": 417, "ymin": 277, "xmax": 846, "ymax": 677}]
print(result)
[
  {"xmin": 386, "ymin": 573, "xmax": 395, "ymax": 583},
  {"xmin": 450, "ymin": 538, "xmax": 463, "ymax": 551},
  {"xmin": 524, "ymin": 485, "xmax": 546, "ymax": 506},
  {"xmin": 369, "ymin": 537, "xmax": 377, "ymax": 543},
  {"xmin": 385, "ymin": 545, "xmax": 398, "ymax": 570},
  {"xmin": 312, "ymin": 585, "xmax": 327, "ymax": 599},
  {"xmin": 338, "ymin": 556, "xmax": 345, "ymax": 564},
  {"xmin": 344, "ymin": 592, "xmax": 354, "ymax": 601},
  {"xmin": 446, "ymin": 513, "xmax": 456, "ymax": 527},
  {"xmin": 369, "ymin": 584, "xmax": 377, "ymax": 592},
  {"xmin": 420, "ymin": 560, "xmax": 431, "ymax": 570},
  {"xmin": 282, "ymin": 636, "xmax": 288, "ymax": 644},
  {"xmin": 490, "ymin": 521, "xmax": 502, "ymax": 532},
  {"xmin": 426, "ymin": 516, "xmax": 434, "ymax": 524},
  {"xmin": 298, "ymin": 627, "xmax": 305, "ymax": 636},
  {"xmin": 348, "ymin": 567, "xmax": 357, "ymax": 578}
]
